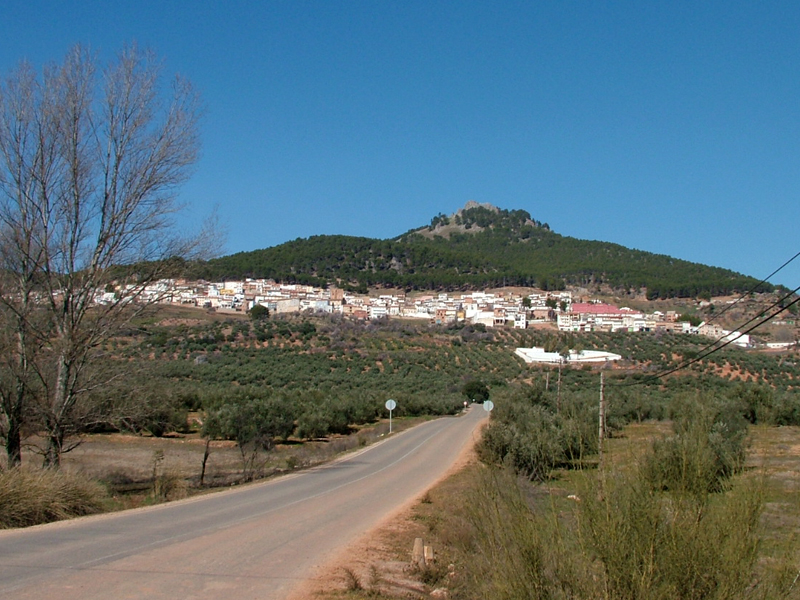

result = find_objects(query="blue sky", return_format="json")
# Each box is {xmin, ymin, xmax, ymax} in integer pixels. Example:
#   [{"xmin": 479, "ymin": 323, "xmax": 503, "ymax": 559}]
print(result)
[{"xmin": 3, "ymin": 1, "xmax": 800, "ymax": 287}]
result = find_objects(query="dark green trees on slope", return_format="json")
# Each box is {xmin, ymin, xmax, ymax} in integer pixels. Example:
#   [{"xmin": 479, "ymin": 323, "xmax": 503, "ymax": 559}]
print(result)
[{"xmin": 189, "ymin": 205, "xmax": 770, "ymax": 299}]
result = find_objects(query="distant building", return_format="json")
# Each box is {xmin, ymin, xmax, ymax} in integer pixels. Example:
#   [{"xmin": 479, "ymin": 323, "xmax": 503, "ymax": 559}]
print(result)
[
  {"xmin": 515, "ymin": 347, "xmax": 622, "ymax": 365},
  {"xmin": 558, "ymin": 302, "xmax": 644, "ymax": 332}
]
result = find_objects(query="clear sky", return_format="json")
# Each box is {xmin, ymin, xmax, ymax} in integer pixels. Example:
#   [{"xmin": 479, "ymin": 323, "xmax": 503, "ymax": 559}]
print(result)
[{"xmin": 3, "ymin": 1, "xmax": 800, "ymax": 287}]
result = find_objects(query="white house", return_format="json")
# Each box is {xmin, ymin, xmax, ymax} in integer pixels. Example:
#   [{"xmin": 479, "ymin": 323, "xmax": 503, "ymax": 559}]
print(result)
[{"xmin": 515, "ymin": 347, "xmax": 622, "ymax": 365}]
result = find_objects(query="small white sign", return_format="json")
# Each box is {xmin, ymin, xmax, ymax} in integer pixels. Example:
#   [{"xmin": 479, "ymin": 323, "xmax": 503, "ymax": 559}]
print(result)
[
  {"xmin": 385, "ymin": 399, "xmax": 397, "ymax": 411},
  {"xmin": 483, "ymin": 400, "xmax": 494, "ymax": 412}
]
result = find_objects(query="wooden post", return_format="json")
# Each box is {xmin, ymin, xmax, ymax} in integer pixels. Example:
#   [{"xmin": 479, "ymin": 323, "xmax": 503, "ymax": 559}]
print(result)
[
  {"xmin": 598, "ymin": 372, "xmax": 605, "ymax": 470},
  {"xmin": 557, "ymin": 360, "xmax": 562, "ymax": 413},
  {"xmin": 412, "ymin": 538, "xmax": 425, "ymax": 568}
]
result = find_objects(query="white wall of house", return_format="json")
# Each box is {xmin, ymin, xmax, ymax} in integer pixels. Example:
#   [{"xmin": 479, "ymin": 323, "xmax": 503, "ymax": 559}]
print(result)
[{"xmin": 275, "ymin": 298, "xmax": 301, "ymax": 314}]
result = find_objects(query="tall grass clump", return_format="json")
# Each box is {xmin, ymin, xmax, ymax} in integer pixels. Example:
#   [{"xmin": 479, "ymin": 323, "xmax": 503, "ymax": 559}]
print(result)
[
  {"xmin": 149, "ymin": 450, "xmax": 188, "ymax": 502},
  {"xmin": 0, "ymin": 468, "xmax": 108, "ymax": 528},
  {"xmin": 641, "ymin": 393, "xmax": 748, "ymax": 495},
  {"xmin": 454, "ymin": 467, "xmax": 594, "ymax": 600},
  {"xmin": 579, "ymin": 470, "xmax": 763, "ymax": 600},
  {"xmin": 452, "ymin": 466, "xmax": 775, "ymax": 600},
  {"xmin": 578, "ymin": 394, "xmax": 768, "ymax": 599}
]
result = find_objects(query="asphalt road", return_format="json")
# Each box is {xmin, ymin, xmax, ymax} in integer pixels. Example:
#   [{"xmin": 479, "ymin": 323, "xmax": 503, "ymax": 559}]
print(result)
[{"xmin": 0, "ymin": 406, "xmax": 486, "ymax": 599}]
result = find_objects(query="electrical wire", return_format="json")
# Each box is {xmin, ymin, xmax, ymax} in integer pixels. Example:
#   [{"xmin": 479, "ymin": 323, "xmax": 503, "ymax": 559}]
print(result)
[
  {"xmin": 650, "ymin": 290, "xmax": 799, "ymax": 381},
  {"xmin": 607, "ymin": 248, "xmax": 800, "ymax": 385},
  {"xmin": 612, "ymin": 282, "xmax": 800, "ymax": 387},
  {"xmin": 698, "ymin": 249, "xmax": 800, "ymax": 327},
  {"xmin": 686, "ymin": 283, "xmax": 798, "ymax": 362}
]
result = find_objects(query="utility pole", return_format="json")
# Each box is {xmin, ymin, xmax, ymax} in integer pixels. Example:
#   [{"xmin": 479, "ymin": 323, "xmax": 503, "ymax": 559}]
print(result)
[
  {"xmin": 598, "ymin": 371, "xmax": 605, "ymax": 470},
  {"xmin": 557, "ymin": 360, "xmax": 562, "ymax": 413}
]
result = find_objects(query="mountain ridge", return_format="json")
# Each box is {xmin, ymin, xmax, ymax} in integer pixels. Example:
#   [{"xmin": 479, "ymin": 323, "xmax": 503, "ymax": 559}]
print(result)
[{"xmin": 188, "ymin": 202, "xmax": 772, "ymax": 300}]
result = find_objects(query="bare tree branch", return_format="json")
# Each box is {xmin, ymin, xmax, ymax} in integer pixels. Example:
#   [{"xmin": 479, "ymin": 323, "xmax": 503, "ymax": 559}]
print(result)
[{"xmin": 0, "ymin": 44, "xmax": 206, "ymax": 466}]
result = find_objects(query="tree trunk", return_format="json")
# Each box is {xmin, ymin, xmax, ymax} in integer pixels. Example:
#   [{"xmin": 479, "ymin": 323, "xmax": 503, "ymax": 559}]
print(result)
[
  {"xmin": 43, "ymin": 439, "xmax": 61, "ymax": 467},
  {"xmin": 42, "ymin": 419, "xmax": 65, "ymax": 468},
  {"xmin": 0, "ymin": 45, "xmax": 204, "ymax": 471},
  {"xmin": 2, "ymin": 324, "xmax": 33, "ymax": 467},
  {"xmin": 5, "ymin": 415, "xmax": 22, "ymax": 467},
  {"xmin": 43, "ymin": 355, "xmax": 71, "ymax": 468},
  {"xmin": 200, "ymin": 438, "xmax": 211, "ymax": 486}
]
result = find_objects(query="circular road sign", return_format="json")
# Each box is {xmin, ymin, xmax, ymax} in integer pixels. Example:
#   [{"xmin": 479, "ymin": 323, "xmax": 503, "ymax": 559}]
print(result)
[
  {"xmin": 385, "ymin": 399, "xmax": 397, "ymax": 411},
  {"xmin": 483, "ymin": 400, "xmax": 494, "ymax": 412}
]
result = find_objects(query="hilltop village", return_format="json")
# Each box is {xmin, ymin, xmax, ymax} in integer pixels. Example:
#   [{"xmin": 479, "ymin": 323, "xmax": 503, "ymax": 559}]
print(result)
[{"xmin": 123, "ymin": 277, "xmax": 761, "ymax": 348}]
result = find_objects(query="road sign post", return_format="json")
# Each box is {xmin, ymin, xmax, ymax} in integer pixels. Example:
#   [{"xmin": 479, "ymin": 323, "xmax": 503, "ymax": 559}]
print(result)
[{"xmin": 385, "ymin": 399, "xmax": 397, "ymax": 433}]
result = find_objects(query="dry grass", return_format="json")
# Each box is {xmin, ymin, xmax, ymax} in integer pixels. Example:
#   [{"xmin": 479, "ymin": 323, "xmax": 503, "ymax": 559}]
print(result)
[
  {"xmin": 745, "ymin": 425, "xmax": 800, "ymax": 559},
  {"xmin": 604, "ymin": 423, "xmax": 800, "ymax": 564},
  {"xmin": 53, "ymin": 432, "xmax": 245, "ymax": 499},
  {"xmin": 3, "ymin": 416, "xmax": 427, "ymax": 516},
  {"xmin": 305, "ymin": 460, "xmax": 481, "ymax": 600},
  {"xmin": 0, "ymin": 468, "xmax": 108, "ymax": 528}
]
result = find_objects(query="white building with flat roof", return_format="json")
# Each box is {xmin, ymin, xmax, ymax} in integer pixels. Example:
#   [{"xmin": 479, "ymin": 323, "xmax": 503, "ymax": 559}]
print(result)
[{"xmin": 515, "ymin": 347, "xmax": 622, "ymax": 365}]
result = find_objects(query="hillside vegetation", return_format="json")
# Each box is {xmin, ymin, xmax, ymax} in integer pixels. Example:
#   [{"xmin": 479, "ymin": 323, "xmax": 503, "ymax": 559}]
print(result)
[
  {"xmin": 107, "ymin": 311, "xmax": 800, "ymax": 447},
  {"xmin": 5, "ymin": 307, "xmax": 800, "ymax": 537},
  {"xmin": 188, "ymin": 203, "xmax": 771, "ymax": 299}
]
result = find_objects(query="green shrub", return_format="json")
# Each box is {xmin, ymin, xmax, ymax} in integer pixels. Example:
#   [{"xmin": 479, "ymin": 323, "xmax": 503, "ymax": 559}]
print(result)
[
  {"xmin": 203, "ymin": 389, "xmax": 297, "ymax": 481},
  {"xmin": 728, "ymin": 384, "xmax": 774, "ymax": 424},
  {"xmin": 457, "ymin": 442, "xmax": 766, "ymax": 600},
  {"xmin": 579, "ymin": 469, "xmax": 763, "ymax": 600},
  {"xmin": 477, "ymin": 390, "xmax": 596, "ymax": 480},
  {"xmin": 295, "ymin": 409, "xmax": 331, "ymax": 440},
  {"xmin": 461, "ymin": 379, "xmax": 490, "ymax": 402},
  {"xmin": 643, "ymin": 395, "xmax": 748, "ymax": 495},
  {"xmin": 771, "ymin": 392, "xmax": 800, "ymax": 426},
  {"xmin": 295, "ymin": 402, "xmax": 352, "ymax": 439}
]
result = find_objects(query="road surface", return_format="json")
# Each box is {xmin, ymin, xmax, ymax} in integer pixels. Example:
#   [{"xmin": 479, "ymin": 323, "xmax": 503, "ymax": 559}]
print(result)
[{"xmin": 0, "ymin": 406, "xmax": 485, "ymax": 599}]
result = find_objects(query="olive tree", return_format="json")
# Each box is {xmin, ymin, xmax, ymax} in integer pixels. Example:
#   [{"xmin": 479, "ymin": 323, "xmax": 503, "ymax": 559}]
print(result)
[
  {"xmin": 461, "ymin": 379, "xmax": 489, "ymax": 403},
  {"xmin": 0, "ymin": 44, "xmax": 207, "ymax": 466},
  {"xmin": 203, "ymin": 393, "xmax": 297, "ymax": 482}
]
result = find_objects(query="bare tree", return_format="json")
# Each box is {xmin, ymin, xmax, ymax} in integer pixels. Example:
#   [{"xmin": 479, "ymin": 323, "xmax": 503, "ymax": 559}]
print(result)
[
  {"xmin": 0, "ymin": 44, "xmax": 206, "ymax": 466},
  {"xmin": 0, "ymin": 58, "xmax": 54, "ymax": 466}
]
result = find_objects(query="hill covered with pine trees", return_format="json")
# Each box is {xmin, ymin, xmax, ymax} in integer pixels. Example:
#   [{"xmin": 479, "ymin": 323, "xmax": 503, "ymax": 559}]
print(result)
[{"xmin": 188, "ymin": 202, "xmax": 771, "ymax": 300}]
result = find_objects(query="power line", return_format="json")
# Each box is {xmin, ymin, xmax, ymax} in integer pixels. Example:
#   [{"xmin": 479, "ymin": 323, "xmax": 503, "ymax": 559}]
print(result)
[
  {"xmin": 613, "ymin": 282, "xmax": 800, "ymax": 387},
  {"xmin": 655, "ymin": 290, "xmax": 799, "ymax": 380},
  {"xmin": 609, "ymin": 247, "xmax": 800, "ymax": 386},
  {"xmin": 700, "ymin": 249, "xmax": 800, "ymax": 327},
  {"xmin": 691, "ymin": 284, "xmax": 799, "ymax": 359},
  {"xmin": 759, "ymin": 250, "xmax": 800, "ymax": 288}
]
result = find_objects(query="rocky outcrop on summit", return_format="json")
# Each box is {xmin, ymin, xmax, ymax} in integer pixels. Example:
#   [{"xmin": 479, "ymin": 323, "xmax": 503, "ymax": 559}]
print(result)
[{"xmin": 412, "ymin": 202, "xmax": 548, "ymax": 240}]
